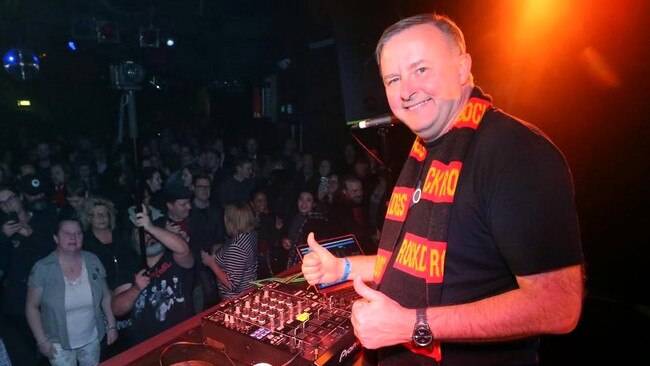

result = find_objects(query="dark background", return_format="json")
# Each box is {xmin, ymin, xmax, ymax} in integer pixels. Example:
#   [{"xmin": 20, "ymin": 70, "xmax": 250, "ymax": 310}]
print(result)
[{"xmin": 1, "ymin": 0, "xmax": 648, "ymax": 363}]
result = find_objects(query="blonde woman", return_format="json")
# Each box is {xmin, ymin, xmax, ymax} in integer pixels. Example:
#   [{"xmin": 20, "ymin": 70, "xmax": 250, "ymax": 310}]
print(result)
[{"xmin": 201, "ymin": 202, "xmax": 258, "ymax": 300}]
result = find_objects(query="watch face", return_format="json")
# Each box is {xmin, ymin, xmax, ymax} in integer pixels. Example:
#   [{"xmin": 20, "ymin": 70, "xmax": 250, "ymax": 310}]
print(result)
[{"xmin": 413, "ymin": 326, "xmax": 433, "ymax": 347}]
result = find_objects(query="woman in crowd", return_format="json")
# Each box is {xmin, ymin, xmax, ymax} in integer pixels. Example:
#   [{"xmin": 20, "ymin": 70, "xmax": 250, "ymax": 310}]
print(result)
[
  {"xmin": 282, "ymin": 189, "xmax": 333, "ymax": 269},
  {"xmin": 249, "ymin": 189, "xmax": 284, "ymax": 278},
  {"xmin": 200, "ymin": 202, "xmax": 258, "ymax": 300},
  {"xmin": 25, "ymin": 219, "xmax": 117, "ymax": 366},
  {"xmin": 80, "ymin": 196, "xmax": 138, "ymax": 293}
]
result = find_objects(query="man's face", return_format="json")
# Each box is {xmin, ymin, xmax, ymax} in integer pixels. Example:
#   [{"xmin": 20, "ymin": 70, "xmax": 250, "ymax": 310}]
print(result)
[
  {"xmin": 193, "ymin": 178, "xmax": 211, "ymax": 202},
  {"xmin": 343, "ymin": 181, "xmax": 363, "ymax": 204},
  {"xmin": 237, "ymin": 163, "xmax": 253, "ymax": 179},
  {"xmin": 380, "ymin": 24, "xmax": 471, "ymax": 142},
  {"xmin": 0, "ymin": 189, "xmax": 21, "ymax": 214},
  {"xmin": 246, "ymin": 138, "xmax": 258, "ymax": 154},
  {"xmin": 51, "ymin": 165, "xmax": 66, "ymax": 185},
  {"xmin": 167, "ymin": 198, "xmax": 191, "ymax": 220},
  {"xmin": 67, "ymin": 195, "xmax": 87, "ymax": 210}
]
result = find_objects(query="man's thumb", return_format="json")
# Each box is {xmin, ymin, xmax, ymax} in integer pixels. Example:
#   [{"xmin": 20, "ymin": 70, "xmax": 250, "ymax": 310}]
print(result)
[
  {"xmin": 352, "ymin": 275, "xmax": 380, "ymax": 301},
  {"xmin": 306, "ymin": 232, "xmax": 329, "ymax": 256}
]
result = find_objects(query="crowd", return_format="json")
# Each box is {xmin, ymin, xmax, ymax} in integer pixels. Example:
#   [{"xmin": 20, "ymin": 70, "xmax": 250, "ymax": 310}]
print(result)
[{"xmin": 0, "ymin": 128, "xmax": 389, "ymax": 365}]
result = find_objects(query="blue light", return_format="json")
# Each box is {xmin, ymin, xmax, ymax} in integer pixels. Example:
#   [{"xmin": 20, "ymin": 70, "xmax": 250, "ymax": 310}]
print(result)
[
  {"xmin": 67, "ymin": 41, "xmax": 77, "ymax": 51},
  {"xmin": 3, "ymin": 48, "xmax": 41, "ymax": 81}
]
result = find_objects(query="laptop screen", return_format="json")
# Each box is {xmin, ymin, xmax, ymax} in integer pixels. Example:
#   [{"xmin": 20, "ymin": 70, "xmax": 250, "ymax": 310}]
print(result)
[{"xmin": 296, "ymin": 234, "xmax": 364, "ymax": 290}]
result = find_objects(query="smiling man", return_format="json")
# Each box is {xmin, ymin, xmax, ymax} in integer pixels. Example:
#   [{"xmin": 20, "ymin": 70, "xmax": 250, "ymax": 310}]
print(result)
[{"xmin": 301, "ymin": 13, "xmax": 585, "ymax": 366}]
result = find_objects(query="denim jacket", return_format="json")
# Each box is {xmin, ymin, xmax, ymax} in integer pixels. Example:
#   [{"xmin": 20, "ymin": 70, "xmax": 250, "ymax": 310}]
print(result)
[{"xmin": 28, "ymin": 250, "xmax": 107, "ymax": 349}]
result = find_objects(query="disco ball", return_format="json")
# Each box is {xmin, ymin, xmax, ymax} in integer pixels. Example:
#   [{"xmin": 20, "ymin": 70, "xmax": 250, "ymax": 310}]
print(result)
[{"xmin": 3, "ymin": 48, "xmax": 40, "ymax": 81}]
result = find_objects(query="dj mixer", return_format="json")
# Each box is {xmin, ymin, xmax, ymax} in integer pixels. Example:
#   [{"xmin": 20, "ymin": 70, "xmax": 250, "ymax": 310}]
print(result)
[{"xmin": 201, "ymin": 281, "xmax": 361, "ymax": 366}]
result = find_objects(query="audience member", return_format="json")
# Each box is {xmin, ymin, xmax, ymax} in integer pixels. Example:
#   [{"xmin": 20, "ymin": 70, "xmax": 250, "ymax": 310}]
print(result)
[
  {"xmin": 188, "ymin": 173, "xmax": 226, "ymax": 310},
  {"xmin": 250, "ymin": 189, "xmax": 284, "ymax": 278},
  {"xmin": 200, "ymin": 202, "xmax": 258, "ymax": 300},
  {"xmin": 282, "ymin": 189, "xmax": 333, "ymax": 269},
  {"xmin": 328, "ymin": 175, "xmax": 377, "ymax": 254},
  {"xmin": 111, "ymin": 205, "xmax": 194, "ymax": 348},
  {"xmin": 217, "ymin": 157, "xmax": 256, "ymax": 207},
  {"xmin": 25, "ymin": 219, "xmax": 117, "ymax": 366}
]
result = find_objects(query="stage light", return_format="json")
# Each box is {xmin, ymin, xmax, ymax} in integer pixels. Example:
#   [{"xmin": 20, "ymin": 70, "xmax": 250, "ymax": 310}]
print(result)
[
  {"xmin": 139, "ymin": 27, "xmax": 160, "ymax": 48},
  {"xmin": 97, "ymin": 21, "xmax": 119, "ymax": 43},
  {"xmin": 166, "ymin": 38, "xmax": 175, "ymax": 47},
  {"xmin": 67, "ymin": 41, "xmax": 77, "ymax": 51},
  {"xmin": 109, "ymin": 60, "xmax": 144, "ymax": 91},
  {"xmin": 3, "ymin": 48, "xmax": 40, "ymax": 81}
]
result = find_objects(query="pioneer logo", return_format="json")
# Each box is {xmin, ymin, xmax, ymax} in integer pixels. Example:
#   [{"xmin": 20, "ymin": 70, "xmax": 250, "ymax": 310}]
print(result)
[{"xmin": 338, "ymin": 341, "xmax": 360, "ymax": 363}]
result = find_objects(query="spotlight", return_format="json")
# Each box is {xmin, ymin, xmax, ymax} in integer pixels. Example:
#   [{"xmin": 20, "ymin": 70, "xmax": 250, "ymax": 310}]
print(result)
[{"xmin": 109, "ymin": 60, "xmax": 144, "ymax": 90}]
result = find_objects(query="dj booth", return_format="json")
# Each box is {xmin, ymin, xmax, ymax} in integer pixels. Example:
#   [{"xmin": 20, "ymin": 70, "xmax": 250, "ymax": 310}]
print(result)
[{"xmin": 101, "ymin": 265, "xmax": 364, "ymax": 366}]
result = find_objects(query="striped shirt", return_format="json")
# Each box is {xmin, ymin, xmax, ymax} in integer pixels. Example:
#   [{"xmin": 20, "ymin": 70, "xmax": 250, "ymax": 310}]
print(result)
[{"xmin": 215, "ymin": 231, "xmax": 258, "ymax": 299}]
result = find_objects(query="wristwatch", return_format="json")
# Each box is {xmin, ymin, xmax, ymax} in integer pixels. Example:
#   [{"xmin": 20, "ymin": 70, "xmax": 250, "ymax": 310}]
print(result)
[{"xmin": 412, "ymin": 308, "xmax": 433, "ymax": 347}]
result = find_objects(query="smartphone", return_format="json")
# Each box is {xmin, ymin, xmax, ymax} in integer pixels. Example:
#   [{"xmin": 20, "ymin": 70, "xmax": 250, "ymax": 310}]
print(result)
[{"xmin": 319, "ymin": 176, "xmax": 330, "ymax": 193}]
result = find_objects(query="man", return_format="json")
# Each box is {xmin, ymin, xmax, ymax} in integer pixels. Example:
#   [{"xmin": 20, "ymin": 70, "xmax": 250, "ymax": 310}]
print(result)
[
  {"xmin": 302, "ymin": 14, "xmax": 584, "ymax": 366},
  {"xmin": 57, "ymin": 180, "xmax": 89, "ymax": 221},
  {"xmin": 328, "ymin": 175, "xmax": 377, "ymax": 254},
  {"xmin": 154, "ymin": 184, "xmax": 193, "ymax": 243},
  {"xmin": 217, "ymin": 157, "xmax": 256, "ymax": 206},
  {"xmin": 0, "ymin": 185, "xmax": 55, "ymax": 365},
  {"xmin": 110, "ymin": 205, "xmax": 194, "ymax": 348},
  {"xmin": 188, "ymin": 173, "xmax": 226, "ymax": 310}
]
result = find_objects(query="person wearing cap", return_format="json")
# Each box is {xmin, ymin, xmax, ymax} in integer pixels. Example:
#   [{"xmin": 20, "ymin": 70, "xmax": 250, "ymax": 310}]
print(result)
[
  {"xmin": 153, "ymin": 183, "xmax": 193, "ymax": 242},
  {"xmin": 110, "ymin": 204, "xmax": 194, "ymax": 349}
]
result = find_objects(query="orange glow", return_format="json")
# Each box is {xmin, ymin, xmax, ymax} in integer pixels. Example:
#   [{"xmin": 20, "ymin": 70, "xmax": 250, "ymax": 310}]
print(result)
[{"xmin": 579, "ymin": 47, "xmax": 621, "ymax": 88}]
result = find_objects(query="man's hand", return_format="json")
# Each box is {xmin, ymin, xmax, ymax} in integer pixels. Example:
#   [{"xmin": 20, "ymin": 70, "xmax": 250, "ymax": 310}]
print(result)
[
  {"xmin": 1, "ymin": 220, "xmax": 22, "ymax": 237},
  {"xmin": 301, "ymin": 232, "xmax": 343, "ymax": 285},
  {"xmin": 135, "ymin": 205, "xmax": 153, "ymax": 231},
  {"xmin": 134, "ymin": 269, "xmax": 151, "ymax": 291},
  {"xmin": 351, "ymin": 276, "xmax": 411, "ymax": 349},
  {"xmin": 200, "ymin": 249, "xmax": 216, "ymax": 269}
]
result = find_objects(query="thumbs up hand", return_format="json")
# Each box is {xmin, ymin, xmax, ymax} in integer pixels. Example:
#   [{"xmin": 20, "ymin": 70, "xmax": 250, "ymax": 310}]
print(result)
[
  {"xmin": 301, "ymin": 232, "xmax": 344, "ymax": 285},
  {"xmin": 350, "ymin": 275, "xmax": 411, "ymax": 349}
]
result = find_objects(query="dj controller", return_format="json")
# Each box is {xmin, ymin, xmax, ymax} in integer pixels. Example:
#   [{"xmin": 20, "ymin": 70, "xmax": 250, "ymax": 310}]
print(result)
[{"xmin": 201, "ymin": 281, "xmax": 361, "ymax": 366}]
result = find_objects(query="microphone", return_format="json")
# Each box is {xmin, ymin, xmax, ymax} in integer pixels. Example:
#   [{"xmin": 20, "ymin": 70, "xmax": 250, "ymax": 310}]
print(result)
[{"xmin": 349, "ymin": 113, "xmax": 401, "ymax": 129}]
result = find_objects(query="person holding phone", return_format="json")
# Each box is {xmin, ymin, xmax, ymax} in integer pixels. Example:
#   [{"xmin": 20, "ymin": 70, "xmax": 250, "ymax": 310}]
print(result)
[{"xmin": 0, "ymin": 186, "xmax": 55, "ymax": 365}]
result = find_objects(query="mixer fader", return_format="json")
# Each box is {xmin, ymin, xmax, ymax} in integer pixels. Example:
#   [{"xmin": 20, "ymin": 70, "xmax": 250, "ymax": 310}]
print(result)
[{"xmin": 201, "ymin": 281, "xmax": 361, "ymax": 366}]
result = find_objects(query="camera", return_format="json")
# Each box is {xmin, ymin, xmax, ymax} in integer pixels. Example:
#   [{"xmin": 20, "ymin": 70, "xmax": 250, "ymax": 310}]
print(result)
[{"xmin": 109, "ymin": 61, "xmax": 144, "ymax": 91}]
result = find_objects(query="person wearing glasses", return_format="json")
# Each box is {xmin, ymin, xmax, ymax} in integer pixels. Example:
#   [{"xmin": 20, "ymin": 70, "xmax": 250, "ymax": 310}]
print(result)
[
  {"xmin": 80, "ymin": 196, "xmax": 138, "ymax": 360},
  {"xmin": 188, "ymin": 173, "xmax": 226, "ymax": 311}
]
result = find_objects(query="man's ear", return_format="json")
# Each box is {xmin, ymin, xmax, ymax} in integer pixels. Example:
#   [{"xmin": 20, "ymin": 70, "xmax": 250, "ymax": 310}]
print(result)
[{"xmin": 458, "ymin": 52, "xmax": 472, "ymax": 85}]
